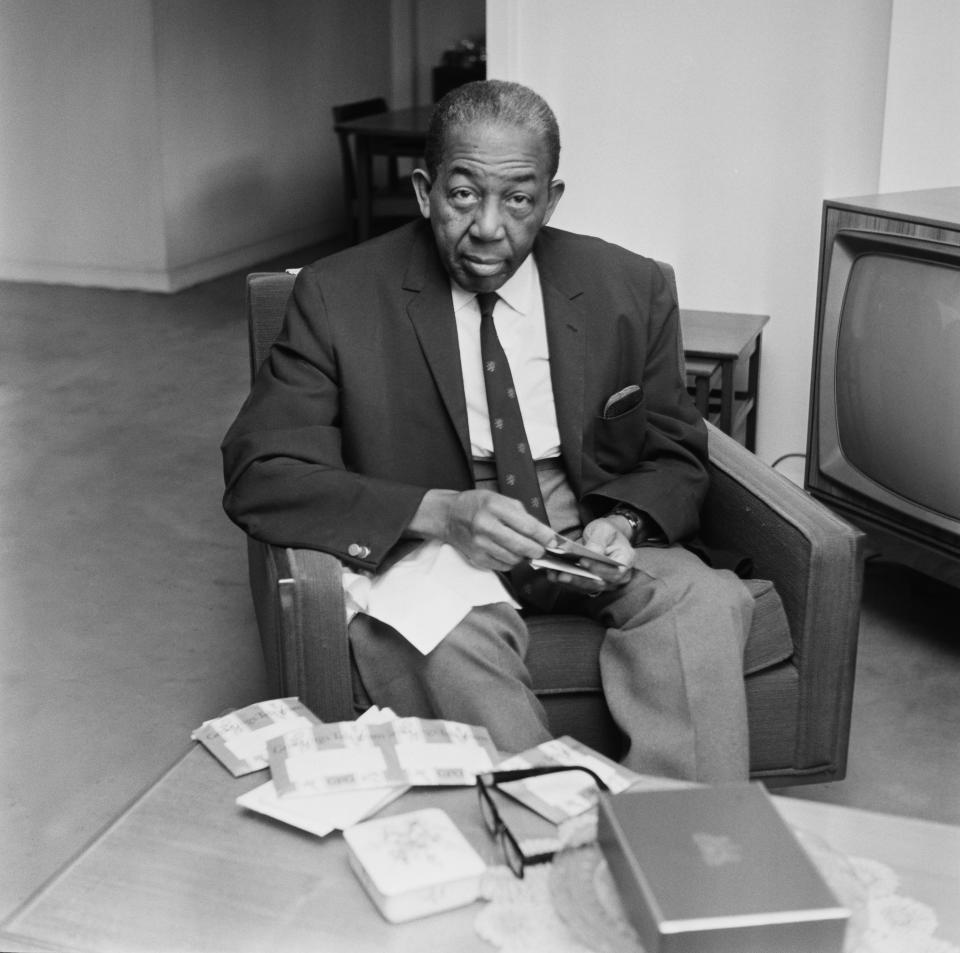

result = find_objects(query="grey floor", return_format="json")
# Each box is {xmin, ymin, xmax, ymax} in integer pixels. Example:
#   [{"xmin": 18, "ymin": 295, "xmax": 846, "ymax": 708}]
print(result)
[{"xmin": 2, "ymin": 249, "xmax": 959, "ymax": 922}]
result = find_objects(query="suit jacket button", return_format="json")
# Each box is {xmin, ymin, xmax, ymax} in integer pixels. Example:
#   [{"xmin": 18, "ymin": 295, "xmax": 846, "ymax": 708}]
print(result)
[{"xmin": 348, "ymin": 543, "xmax": 370, "ymax": 558}]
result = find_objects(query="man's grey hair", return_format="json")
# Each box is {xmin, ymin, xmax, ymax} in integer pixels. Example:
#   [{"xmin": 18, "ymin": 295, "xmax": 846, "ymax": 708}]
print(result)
[{"xmin": 423, "ymin": 79, "xmax": 561, "ymax": 180}]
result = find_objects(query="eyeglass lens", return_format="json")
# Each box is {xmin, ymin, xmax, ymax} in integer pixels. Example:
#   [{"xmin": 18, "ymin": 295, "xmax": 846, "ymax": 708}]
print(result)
[
  {"xmin": 478, "ymin": 782, "xmax": 499, "ymax": 835},
  {"xmin": 477, "ymin": 780, "xmax": 527, "ymax": 876}
]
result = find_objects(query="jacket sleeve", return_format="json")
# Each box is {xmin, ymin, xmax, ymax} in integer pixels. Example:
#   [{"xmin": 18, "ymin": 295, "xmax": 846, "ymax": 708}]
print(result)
[
  {"xmin": 581, "ymin": 257, "xmax": 709, "ymax": 543},
  {"xmin": 220, "ymin": 268, "xmax": 427, "ymax": 571}
]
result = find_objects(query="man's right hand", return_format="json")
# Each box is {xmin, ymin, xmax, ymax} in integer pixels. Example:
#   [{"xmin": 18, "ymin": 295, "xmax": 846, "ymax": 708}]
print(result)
[{"xmin": 407, "ymin": 488, "xmax": 556, "ymax": 571}]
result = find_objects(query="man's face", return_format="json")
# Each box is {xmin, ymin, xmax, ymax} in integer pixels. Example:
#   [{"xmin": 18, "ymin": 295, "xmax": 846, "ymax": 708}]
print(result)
[{"xmin": 412, "ymin": 120, "xmax": 564, "ymax": 294}]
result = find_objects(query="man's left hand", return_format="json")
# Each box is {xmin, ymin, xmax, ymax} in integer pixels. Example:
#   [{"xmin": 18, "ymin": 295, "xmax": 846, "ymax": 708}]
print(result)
[{"xmin": 545, "ymin": 517, "xmax": 634, "ymax": 595}]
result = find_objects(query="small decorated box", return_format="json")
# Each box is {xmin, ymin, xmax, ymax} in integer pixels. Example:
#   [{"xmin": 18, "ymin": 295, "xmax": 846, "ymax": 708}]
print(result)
[
  {"xmin": 343, "ymin": 808, "xmax": 487, "ymax": 923},
  {"xmin": 597, "ymin": 783, "xmax": 849, "ymax": 953}
]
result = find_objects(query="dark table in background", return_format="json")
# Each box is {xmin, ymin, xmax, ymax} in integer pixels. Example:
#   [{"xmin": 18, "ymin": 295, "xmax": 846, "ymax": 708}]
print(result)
[{"xmin": 333, "ymin": 105, "xmax": 432, "ymax": 242}]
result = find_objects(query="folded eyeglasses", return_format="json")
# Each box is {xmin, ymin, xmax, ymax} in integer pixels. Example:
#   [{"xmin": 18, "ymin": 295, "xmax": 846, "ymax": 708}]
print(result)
[{"xmin": 476, "ymin": 765, "xmax": 609, "ymax": 878}]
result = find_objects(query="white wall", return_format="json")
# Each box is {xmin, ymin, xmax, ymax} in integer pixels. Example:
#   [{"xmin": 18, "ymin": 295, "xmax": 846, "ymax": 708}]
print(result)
[
  {"xmin": 0, "ymin": 1, "xmax": 167, "ymax": 286},
  {"xmin": 488, "ymin": 0, "xmax": 893, "ymax": 468},
  {"xmin": 152, "ymin": 0, "xmax": 394, "ymax": 289},
  {"xmin": 879, "ymin": 0, "xmax": 960, "ymax": 192},
  {"xmin": 0, "ymin": 0, "xmax": 393, "ymax": 292}
]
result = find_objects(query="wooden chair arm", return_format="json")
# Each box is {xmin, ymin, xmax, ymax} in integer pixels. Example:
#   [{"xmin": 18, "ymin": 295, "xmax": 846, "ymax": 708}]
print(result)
[
  {"xmin": 246, "ymin": 538, "xmax": 354, "ymax": 722},
  {"xmin": 701, "ymin": 424, "xmax": 865, "ymax": 768}
]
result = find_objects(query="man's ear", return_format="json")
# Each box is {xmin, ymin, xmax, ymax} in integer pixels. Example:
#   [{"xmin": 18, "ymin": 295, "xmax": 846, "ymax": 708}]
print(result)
[
  {"xmin": 411, "ymin": 169, "xmax": 432, "ymax": 218},
  {"xmin": 542, "ymin": 179, "xmax": 565, "ymax": 226}
]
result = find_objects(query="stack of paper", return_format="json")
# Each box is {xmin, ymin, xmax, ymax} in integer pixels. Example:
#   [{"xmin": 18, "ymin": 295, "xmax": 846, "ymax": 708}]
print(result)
[
  {"xmin": 268, "ymin": 716, "xmax": 498, "ymax": 796},
  {"xmin": 235, "ymin": 774, "xmax": 406, "ymax": 838},
  {"xmin": 191, "ymin": 697, "xmax": 322, "ymax": 777},
  {"xmin": 192, "ymin": 701, "xmax": 498, "ymax": 839}
]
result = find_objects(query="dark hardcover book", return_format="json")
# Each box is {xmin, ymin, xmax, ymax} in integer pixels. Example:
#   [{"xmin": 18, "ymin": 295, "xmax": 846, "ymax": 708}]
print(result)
[{"xmin": 597, "ymin": 782, "xmax": 849, "ymax": 953}]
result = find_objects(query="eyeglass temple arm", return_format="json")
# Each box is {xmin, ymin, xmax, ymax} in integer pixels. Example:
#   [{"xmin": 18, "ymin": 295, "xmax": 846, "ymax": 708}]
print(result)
[{"xmin": 484, "ymin": 765, "xmax": 610, "ymax": 791}]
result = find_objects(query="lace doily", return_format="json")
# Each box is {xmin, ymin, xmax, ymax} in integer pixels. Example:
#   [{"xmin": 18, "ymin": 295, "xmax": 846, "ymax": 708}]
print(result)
[{"xmin": 473, "ymin": 828, "xmax": 959, "ymax": 953}]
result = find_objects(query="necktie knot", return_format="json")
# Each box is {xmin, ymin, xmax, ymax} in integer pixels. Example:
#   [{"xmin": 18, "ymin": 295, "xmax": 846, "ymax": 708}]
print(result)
[{"xmin": 476, "ymin": 292, "xmax": 499, "ymax": 321}]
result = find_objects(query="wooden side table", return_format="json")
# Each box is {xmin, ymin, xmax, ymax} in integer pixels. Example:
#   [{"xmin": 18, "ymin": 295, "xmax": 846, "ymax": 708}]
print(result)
[
  {"xmin": 684, "ymin": 356, "xmax": 723, "ymax": 420},
  {"xmin": 680, "ymin": 309, "xmax": 769, "ymax": 451}
]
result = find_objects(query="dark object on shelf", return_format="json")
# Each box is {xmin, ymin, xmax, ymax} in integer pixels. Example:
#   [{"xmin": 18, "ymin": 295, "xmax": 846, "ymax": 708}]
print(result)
[
  {"xmin": 433, "ymin": 37, "xmax": 485, "ymax": 101},
  {"xmin": 433, "ymin": 63, "xmax": 485, "ymax": 101}
]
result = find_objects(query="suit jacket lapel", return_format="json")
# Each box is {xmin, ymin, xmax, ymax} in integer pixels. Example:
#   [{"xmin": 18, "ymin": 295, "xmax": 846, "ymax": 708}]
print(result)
[
  {"xmin": 399, "ymin": 224, "xmax": 590, "ymax": 484},
  {"xmin": 536, "ymin": 232, "xmax": 587, "ymax": 490},
  {"xmin": 402, "ymin": 227, "xmax": 473, "ymax": 466}
]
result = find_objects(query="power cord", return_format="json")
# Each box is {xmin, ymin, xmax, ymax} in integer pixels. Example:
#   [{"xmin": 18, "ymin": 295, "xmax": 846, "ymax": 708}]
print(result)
[{"xmin": 770, "ymin": 452, "xmax": 806, "ymax": 471}]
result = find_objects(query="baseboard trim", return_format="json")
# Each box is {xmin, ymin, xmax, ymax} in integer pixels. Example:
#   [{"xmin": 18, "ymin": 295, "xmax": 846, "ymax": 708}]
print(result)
[{"xmin": 0, "ymin": 226, "xmax": 338, "ymax": 293}]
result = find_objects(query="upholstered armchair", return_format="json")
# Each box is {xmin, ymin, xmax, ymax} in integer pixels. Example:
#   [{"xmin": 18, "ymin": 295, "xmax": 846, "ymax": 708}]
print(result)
[{"xmin": 240, "ymin": 268, "xmax": 864, "ymax": 787}]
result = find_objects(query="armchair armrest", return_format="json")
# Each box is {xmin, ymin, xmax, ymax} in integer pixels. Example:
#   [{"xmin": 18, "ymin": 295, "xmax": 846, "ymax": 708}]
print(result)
[
  {"xmin": 699, "ymin": 423, "xmax": 865, "ymax": 769},
  {"xmin": 244, "ymin": 424, "xmax": 865, "ymax": 778},
  {"xmin": 246, "ymin": 538, "xmax": 354, "ymax": 721}
]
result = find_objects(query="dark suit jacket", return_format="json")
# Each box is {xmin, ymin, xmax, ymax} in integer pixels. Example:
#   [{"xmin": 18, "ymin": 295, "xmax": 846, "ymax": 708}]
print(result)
[{"xmin": 222, "ymin": 220, "xmax": 708, "ymax": 571}]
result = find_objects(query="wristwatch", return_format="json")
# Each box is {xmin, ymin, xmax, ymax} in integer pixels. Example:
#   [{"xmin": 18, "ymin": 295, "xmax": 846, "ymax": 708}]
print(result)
[
  {"xmin": 609, "ymin": 504, "xmax": 646, "ymax": 547},
  {"xmin": 609, "ymin": 504, "xmax": 665, "ymax": 547}
]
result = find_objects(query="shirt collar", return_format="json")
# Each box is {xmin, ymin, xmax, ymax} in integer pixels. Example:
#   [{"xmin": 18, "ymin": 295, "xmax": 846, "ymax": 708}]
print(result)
[{"xmin": 451, "ymin": 254, "xmax": 537, "ymax": 316}]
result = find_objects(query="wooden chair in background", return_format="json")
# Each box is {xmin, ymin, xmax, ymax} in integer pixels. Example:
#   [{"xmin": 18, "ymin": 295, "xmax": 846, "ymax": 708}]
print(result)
[{"xmin": 332, "ymin": 98, "xmax": 421, "ymax": 243}]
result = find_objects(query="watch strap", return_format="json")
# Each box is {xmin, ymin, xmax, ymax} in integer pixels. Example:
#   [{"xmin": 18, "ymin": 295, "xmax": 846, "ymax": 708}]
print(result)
[
  {"xmin": 609, "ymin": 504, "xmax": 667, "ymax": 547},
  {"xmin": 609, "ymin": 504, "xmax": 645, "ymax": 547}
]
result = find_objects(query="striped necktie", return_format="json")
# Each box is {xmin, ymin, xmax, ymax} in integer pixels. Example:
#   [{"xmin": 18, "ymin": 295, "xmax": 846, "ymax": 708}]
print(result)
[
  {"xmin": 477, "ymin": 292, "xmax": 546, "ymax": 519},
  {"xmin": 477, "ymin": 292, "xmax": 554, "ymax": 609}
]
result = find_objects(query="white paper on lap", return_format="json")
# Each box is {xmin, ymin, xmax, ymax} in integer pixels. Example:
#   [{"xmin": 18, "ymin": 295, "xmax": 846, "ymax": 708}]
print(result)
[{"xmin": 342, "ymin": 540, "xmax": 519, "ymax": 654}]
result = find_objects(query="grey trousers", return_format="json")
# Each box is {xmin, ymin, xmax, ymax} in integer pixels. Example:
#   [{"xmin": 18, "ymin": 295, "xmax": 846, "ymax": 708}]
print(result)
[{"xmin": 349, "ymin": 544, "xmax": 753, "ymax": 783}]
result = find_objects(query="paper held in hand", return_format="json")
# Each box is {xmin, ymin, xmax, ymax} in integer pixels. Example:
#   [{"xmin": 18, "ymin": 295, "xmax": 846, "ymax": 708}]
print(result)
[
  {"xmin": 544, "ymin": 534, "xmax": 627, "ymax": 568},
  {"xmin": 529, "ymin": 533, "xmax": 631, "ymax": 582}
]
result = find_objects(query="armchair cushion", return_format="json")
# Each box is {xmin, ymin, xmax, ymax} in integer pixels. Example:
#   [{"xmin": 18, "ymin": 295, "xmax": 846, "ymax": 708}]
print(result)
[
  {"xmin": 521, "ymin": 574, "xmax": 793, "ymax": 762},
  {"xmin": 524, "ymin": 577, "xmax": 791, "ymax": 694}
]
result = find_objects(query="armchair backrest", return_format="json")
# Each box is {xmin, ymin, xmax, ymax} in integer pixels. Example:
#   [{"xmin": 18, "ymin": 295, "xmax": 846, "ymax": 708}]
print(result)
[
  {"xmin": 247, "ymin": 272, "xmax": 296, "ymax": 384},
  {"xmin": 245, "ymin": 260, "xmax": 684, "ymax": 384},
  {"xmin": 657, "ymin": 261, "xmax": 686, "ymax": 377}
]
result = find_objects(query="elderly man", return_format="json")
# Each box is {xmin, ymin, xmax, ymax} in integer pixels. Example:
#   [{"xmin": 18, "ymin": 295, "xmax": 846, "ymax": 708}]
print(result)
[{"xmin": 222, "ymin": 80, "xmax": 753, "ymax": 782}]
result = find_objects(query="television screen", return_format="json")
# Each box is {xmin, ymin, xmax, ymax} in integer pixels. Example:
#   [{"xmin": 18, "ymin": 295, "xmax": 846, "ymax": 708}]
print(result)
[
  {"xmin": 834, "ymin": 253, "xmax": 960, "ymax": 520},
  {"xmin": 808, "ymin": 189, "xmax": 960, "ymax": 586}
]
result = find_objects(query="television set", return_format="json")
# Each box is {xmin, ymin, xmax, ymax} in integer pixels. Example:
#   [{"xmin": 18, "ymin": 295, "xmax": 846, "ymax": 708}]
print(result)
[{"xmin": 806, "ymin": 187, "xmax": 960, "ymax": 587}]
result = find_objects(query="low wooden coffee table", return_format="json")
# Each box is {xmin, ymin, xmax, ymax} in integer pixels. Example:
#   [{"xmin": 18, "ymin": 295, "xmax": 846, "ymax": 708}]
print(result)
[{"xmin": 3, "ymin": 744, "xmax": 959, "ymax": 952}]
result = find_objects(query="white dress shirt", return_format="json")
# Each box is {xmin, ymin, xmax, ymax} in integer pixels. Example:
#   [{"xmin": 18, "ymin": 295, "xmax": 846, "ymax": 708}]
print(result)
[
  {"xmin": 451, "ymin": 254, "xmax": 562, "ymax": 461},
  {"xmin": 342, "ymin": 254, "xmax": 560, "ymax": 652}
]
